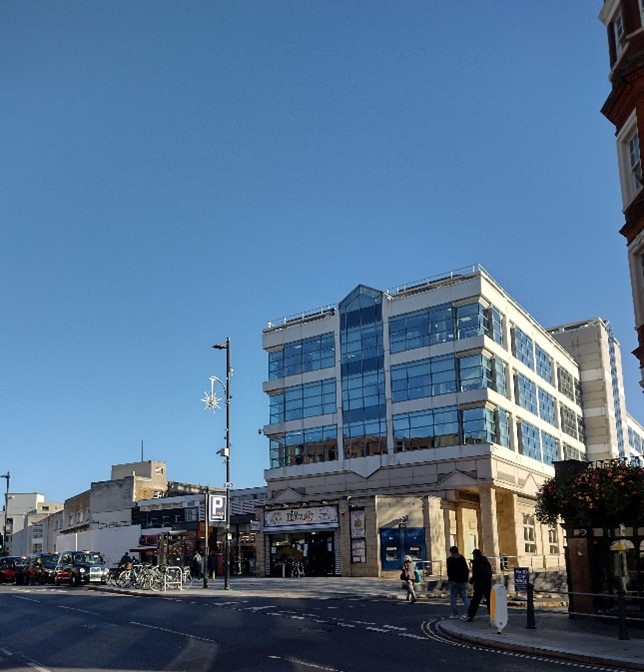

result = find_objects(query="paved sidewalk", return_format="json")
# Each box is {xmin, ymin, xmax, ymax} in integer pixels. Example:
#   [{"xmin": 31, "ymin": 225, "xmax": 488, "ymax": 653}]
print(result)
[{"xmin": 92, "ymin": 575, "xmax": 644, "ymax": 671}]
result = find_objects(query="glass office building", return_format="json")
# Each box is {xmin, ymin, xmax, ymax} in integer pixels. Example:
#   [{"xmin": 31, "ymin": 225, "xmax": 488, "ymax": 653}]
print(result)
[{"xmin": 259, "ymin": 265, "xmax": 641, "ymax": 578}]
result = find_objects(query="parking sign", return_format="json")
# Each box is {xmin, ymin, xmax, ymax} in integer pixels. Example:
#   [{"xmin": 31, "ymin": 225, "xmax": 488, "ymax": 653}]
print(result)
[{"xmin": 208, "ymin": 494, "xmax": 227, "ymax": 522}]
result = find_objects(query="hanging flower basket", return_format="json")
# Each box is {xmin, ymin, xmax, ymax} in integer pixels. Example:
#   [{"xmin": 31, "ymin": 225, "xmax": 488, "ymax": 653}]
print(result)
[{"xmin": 535, "ymin": 460, "xmax": 644, "ymax": 527}]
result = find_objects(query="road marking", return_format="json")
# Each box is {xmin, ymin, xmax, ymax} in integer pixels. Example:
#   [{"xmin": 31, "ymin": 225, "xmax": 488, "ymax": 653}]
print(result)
[
  {"xmin": 13, "ymin": 596, "xmax": 41, "ymax": 603},
  {"xmin": 130, "ymin": 621, "xmax": 217, "ymax": 643},
  {"xmin": 268, "ymin": 655, "xmax": 343, "ymax": 671},
  {"xmin": 58, "ymin": 605, "xmax": 100, "ymax": 615}
]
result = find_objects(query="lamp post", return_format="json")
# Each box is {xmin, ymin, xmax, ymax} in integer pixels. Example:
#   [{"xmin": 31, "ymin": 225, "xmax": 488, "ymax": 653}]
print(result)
[
  {"xmin": 203, "ymin": 338, "xmax": 232, "ymax": 590},
  {"xmin": 1, "ymin": 472, "xmax": 9, "ymax": 557}
]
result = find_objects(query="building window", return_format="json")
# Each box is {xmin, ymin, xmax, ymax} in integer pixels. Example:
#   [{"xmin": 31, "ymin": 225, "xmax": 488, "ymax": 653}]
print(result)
[
  {"xmin": 557, "ymin": 366, "xmax": 580, "ymax": 405},
  {"xmin": 614, "ymin": 12, "xmax": 626, "ymax": 58},
  {"xmin": 494, "ymin": 357, "xmax": 507, "ymax": 397},
  {"xmin": 538, "ymin": 387, "xmax": 556, "ymax": 426},
  {"xmin": 515, "ymin": 374, "xmax": 538, "ymax": 415},
  {"xmin": 560, "ymin": 404, "xmax": 581, "ymax": 441},
  {"xmin": 456, "ymin": 302, "xmax": 486, "ymax": 339},
  {"xmin": 523, "ymin": 514, "xmax": 536, "ymax": 553},
  {"xmin": 458, "ymin": 353, "xmax": 493, "ymax": 391},
  {"xmin": 548, "ymin": 526, "xmax": 559, "ymax": 555},
  {"xmin": 617, "ymin": 111, "xmax": 643, "ymax": 207},
  {"xmin": 344, "ymin": 419, "xmax": 387, "ymax": 458},
  {"xmin": 269, "ymin": 332, "xmax": 335, "ymax": 380},
  {"xmin": 269, "ymin": 379, "xmax": 336, "ymax": 423},
  {"xmin": 486, "ymin": 306, "xmax": 504, "ymax": 346},
  {"xmin": 393, "ymin": 406, "xmax": 459, "ymax": 451},
  {"xmin": 390, "ymin": 354, "xmax": 456, "ymax": 401},
  {"xmin": 512, "ymin": 327, "xmax": 535, "ymax": 370},
  {"xmin": 563, "ymin": 443, "xmax": 585, "ymax": 461},
  {"xmin": 269, "ymin": 425, "xmax": 337, "ymax": 467},
  {"xmin": 389, "ymin": 303, "xmax": 454, "ymax": 352},
  {"xmin": 535, "ymin": 345, "xmax": 553, "ymax": 385},
  {"xmin": 462, "ymin": 406, "xmax": 496, "ymax": 444},
  {"xmin": 541, "ymin": 431, "xmax": 559, "ymax": 465},
  {"xmin": 518, "ymin": 420, "xmax": 541, "ymax": 460}
]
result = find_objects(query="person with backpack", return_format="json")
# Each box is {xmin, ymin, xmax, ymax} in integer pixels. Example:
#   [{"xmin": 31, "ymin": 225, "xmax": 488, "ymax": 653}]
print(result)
[
  {"xmin": 400, "ymin": 554, "xmax": 417, "ymax": 603},
  {"xmin": 446, "ymin": 545, "xmax": 470, "ymax": 618}
]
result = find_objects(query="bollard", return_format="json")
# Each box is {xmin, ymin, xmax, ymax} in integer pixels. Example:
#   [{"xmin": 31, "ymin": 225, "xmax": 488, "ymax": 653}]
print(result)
[
  {"xmin": 526, "ymin": 582, "xmax": 536, "ymax": 629},
  {"xmin": 617, "ymin": 591, "xmax": 629, "ymax": 641}
]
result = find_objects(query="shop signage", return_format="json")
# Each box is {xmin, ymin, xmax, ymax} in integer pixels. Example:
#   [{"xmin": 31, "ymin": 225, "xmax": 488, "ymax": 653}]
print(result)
[{"xmin": 264, "ymin": 505, "xmax": 338, "ymax": 529}]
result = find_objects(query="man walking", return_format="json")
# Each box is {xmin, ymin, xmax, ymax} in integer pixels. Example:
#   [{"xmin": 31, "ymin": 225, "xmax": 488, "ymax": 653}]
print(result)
[
  {"xmin": 466, "ymin": 548, "xmax": 492, "ymax": 622},
  {"xmin": 446, "ymin": 545, "xmax": 470, "ymax": 618}
]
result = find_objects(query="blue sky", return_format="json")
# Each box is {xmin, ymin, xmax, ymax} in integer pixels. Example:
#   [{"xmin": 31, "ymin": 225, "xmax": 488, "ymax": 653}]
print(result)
[{"xmin": 1, "ymin": 2, "xmax": 638, "ymax": 504}]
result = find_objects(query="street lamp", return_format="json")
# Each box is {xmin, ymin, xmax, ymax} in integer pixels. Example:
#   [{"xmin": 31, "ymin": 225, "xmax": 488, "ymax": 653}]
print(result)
[
  {"xmin": 1, "ymin": 472, "xmax": 9, "ymax": 557},
  {"xmin": 202, "ymin": 338, "xmax": 232, "ymax": 590}
]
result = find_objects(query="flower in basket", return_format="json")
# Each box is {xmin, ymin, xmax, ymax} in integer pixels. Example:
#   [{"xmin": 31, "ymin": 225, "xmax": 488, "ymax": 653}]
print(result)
[{"xmin": 535, "ymin": 460, "xmax": 644, "ymax": 527}]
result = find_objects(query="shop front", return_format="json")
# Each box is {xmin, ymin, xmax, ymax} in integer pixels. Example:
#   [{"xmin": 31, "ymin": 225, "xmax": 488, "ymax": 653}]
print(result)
[{"xmin": 264, "ymin": 504, "xmax": 339, "ymax": 577}]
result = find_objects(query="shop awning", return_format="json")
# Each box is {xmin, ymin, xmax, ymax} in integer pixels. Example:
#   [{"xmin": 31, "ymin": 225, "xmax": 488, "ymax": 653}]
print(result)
[{"xmin": 129, "ymin": 546, "xmax": 157, "ymax": 552}]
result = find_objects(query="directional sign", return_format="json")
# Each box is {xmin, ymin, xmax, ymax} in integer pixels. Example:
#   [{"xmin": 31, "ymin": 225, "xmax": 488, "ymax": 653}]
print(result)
[
  {"xmin": 208, "ymin": 494, "xmax": 227, "ymax": 522},
  {"xmin": 514, "ymin": 566, "xmax": 530, "ymax": 592}
]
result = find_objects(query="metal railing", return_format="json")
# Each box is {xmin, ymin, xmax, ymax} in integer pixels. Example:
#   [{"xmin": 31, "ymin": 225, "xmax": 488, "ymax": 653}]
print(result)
[{"xmin": 522, "ymin": 586, "xmax": 644, "ymax": 641}]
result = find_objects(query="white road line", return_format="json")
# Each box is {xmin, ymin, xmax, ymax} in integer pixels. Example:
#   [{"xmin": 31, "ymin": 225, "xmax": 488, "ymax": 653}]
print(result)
[
  {"xmin": 130, "ymin": 621, "xmax": 217, "ymax": 643},
  {"xmin": 58, "ymin": 605, "xmax": 100, "ymax": 615},
  {"xmin": 268, "ymin": 655, "xmax": 343, "ymax": 671}
]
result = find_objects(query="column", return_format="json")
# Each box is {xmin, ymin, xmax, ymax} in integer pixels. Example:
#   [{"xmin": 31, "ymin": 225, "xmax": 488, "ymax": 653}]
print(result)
[{"xmin": 479, "ymin": 486, "xmax": 501, "ymax": 571}]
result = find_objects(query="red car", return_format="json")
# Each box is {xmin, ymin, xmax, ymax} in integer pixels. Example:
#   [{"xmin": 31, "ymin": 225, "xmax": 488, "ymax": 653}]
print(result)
[{"xmin": 0, "ymin": 556, "xmax": 26, "ymax": 584}]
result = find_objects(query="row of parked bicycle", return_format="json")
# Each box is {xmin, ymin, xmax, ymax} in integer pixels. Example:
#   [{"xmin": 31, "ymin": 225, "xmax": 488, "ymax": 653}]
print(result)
[{"xmin": 107, "ymin": 563, "xmax": 195, "ymax": 591}]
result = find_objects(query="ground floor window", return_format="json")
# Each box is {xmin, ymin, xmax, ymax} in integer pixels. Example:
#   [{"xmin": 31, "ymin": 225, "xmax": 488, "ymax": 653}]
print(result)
[{"xmin": 268, "ymin": 531, "xmax": 336, "ymax": 577}]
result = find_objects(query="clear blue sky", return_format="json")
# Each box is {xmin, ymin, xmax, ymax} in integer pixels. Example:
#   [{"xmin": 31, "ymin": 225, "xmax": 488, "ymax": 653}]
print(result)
[{"xmin": 1, "ymin": 2, "xmax": 639, "ymax": 504}]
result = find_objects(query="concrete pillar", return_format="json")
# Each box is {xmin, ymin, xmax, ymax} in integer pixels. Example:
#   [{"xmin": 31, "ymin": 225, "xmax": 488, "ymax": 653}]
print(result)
[
  {"xmin": 420, "ymin": 496, "xmax": 446, "ymax": 576},
  {"xmin": 479, "ymin": 486, "xmax": 501, "ymax": 571}
]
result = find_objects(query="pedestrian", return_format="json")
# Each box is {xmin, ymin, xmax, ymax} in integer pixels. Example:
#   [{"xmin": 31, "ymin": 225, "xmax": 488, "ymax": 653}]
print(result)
[
  {"xmin": 466, "ymin": 548, "xmax": 492, "ymax": 621},
  {"xmin": 400, "ymin": 554, "xmax": 417, "ymax": 603},
  {"xmin": 118, "ymin": 552, "xmax": 132, "ymax": 570},
  {"xmin": 192, "ymin": 551, "xmax": 202, "ymax": 579},
  {"xmin": 207, "ymin": 551, "xmax": 217, "ymax": 580},
  {"xmin": 446, "ymin": 545, "xmax": 470, "ymax": 618}
]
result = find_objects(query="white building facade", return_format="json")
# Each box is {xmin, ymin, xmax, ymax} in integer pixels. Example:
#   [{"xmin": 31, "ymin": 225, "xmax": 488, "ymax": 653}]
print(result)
[{"xmin": 259, "ymin": 266, "xmax": 635, "ymax": 578}]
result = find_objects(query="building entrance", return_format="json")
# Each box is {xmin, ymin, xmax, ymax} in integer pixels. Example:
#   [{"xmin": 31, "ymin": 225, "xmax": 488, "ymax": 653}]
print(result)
[{"xmin": 269, "ymin": 531, "xmax": 335, "ymax": 577}]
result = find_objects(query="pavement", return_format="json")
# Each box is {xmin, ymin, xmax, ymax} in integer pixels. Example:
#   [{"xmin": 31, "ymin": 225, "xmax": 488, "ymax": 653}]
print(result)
[{"xmin": 91, "ymin": 575, "xmax": 644, "ymax": 671}]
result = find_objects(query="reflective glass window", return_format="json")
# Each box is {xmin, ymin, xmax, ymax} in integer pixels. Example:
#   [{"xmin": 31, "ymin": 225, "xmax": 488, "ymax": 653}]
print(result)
[
  {"xmin": 462, "ymin": 406, "xmax": 495, "ymax": 444},
  {"xmin": 269, "ymin": 379, "xmax": 336, "ymax": 423},
  {"xmin": 268, "ymin": 333, "xmax": 335, "ymax": 380},
  {"xmin": 515, "ymin": 374, "xmax": 538, "ymax": 415},
  {"xmin": 390, "ymin": 354, "xmax": 456, "ymax": 402},
  {"xmin": 496, "ymin": 408, "xmax": 510, "ymax": 447},
  {"xmin": 458, "ymin": 354, "xmax": 492, "ymax": 391},
  {"xmin": 494, "ymin": 358, "xmax": 507, "ymax": 396},
  {"xmin": 486, "ymin": 306, "xmax": 504, "ymax": 345},
  {"xmin": 518, "ymin": 420, "xmax": 541, "ymax": 460},
  {"xmin": 535, "ymin": 345, "xmax": 553, "ymax": 385},
  {"xmin": 456, "ymin": 302, "xmax": 485, "ymax": 339},
  {"xmin": 269, "ymin": 425, "xmax": 337, "ymax": 468},
  {"xmin": 512, "ymin": 327, "xmax": 535, "ymax": 369},
  {"xmin": 393, "ymin": 406, "xmax": 459, "ymax": 451},
  {"xmin": 541, "ymin": 431, "xmax": 559, "ymax": 465},
  {"xmin": 560, "ymin": 404, "xmax": 580, "ymax": 440},
  {"xmin": 538, "ymin": 387, "xmax": 556, "ymax": 426}
]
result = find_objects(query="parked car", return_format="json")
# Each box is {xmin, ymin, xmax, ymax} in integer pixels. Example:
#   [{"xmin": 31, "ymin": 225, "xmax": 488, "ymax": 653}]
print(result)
[
  {"xmin": 0, "ymin": 556, "xmax": 27, "ymax": 585},
  {"xmin": 24, "ymin": 552, "xmax": 59, "ymax": 585},
  {"xmin": 54, "ymin": 551, "xmax": 109, "ymax": 586}
]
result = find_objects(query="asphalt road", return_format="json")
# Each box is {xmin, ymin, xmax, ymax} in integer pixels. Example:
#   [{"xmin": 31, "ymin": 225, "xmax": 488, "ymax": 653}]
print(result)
[{"xmin": 0, "ymin": 584, "xmax": 582, "ymax": 672}]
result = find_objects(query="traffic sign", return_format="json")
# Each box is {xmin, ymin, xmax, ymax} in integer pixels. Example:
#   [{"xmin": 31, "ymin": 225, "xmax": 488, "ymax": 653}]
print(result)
[{"xmin": 514, "ymin": 566, "xmax": 530, "ymax": 592}]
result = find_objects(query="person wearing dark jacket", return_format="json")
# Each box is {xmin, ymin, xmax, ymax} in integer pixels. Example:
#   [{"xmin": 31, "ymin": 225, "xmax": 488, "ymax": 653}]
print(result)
[
  {"xmin": 466, "ymin": 548, "xmax": 492, "ymax": 621},
  {"xmin": 446, "ymin": 545, "xmax": 470, "ymax": 618}
]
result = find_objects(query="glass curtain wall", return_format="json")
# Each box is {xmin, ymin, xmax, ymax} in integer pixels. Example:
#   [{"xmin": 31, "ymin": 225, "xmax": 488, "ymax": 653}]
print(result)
[{"xmin": 340, "ymin": 286, "xmax": 387, "ymax": 458}]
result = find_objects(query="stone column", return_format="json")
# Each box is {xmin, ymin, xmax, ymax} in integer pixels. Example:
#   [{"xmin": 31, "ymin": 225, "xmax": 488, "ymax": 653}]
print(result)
[
  {"xmin": 479, "ymin": 486, "xmax": 501, "ymax": 571},
  {"xmin": 425, "ymin": 495, "xmax": 446, "ymax": 576}
]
